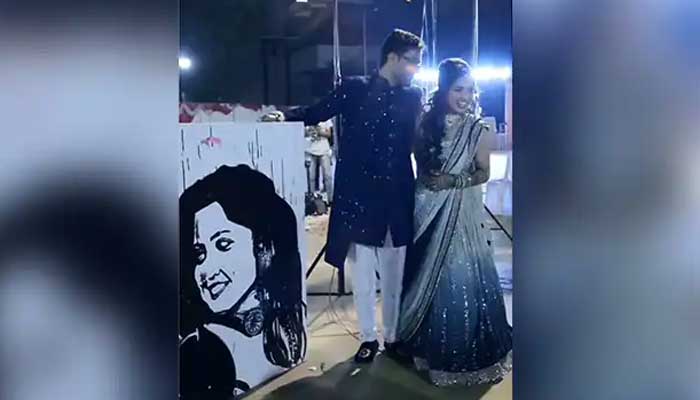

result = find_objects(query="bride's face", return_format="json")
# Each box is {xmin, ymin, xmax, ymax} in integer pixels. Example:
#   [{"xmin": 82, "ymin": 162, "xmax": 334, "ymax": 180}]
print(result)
[{"xmin": 447, "ymin": 75, "xmax": 476, "ymax": 114}]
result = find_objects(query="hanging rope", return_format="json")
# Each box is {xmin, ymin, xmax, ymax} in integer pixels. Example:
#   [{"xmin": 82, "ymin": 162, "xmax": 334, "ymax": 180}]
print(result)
[
  {"xmin": 332, "ymin": 0, "xmax": 342, "ymax": 87},
  {"xmin": 421, "ymin": 0, "xmax": 438, "ymax": 69},
  {"xmin": 331, "ymin": 0, "xmax": 341, "ymax": 154},
  {"xmin": 472, "ymin": 0, "xmax": 479, "ymax": 66},
  {"xmin": 431, "ymin": 0, "xmax": 438, "ymax": 68},
  {"xmin": 472, "ymin": 0, "xmax": 482, "ymax": 116},
  {"xmin": 418, "ymin": 0, "xmax": 438, "ymax": 102},
  {"xmin": 420, "ymin": 0, "xmax": 428, "ymax": 64}
]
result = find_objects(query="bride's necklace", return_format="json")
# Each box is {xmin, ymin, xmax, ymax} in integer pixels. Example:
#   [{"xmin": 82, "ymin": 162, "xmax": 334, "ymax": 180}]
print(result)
[{"xmin": 445, "ymin": 113, "xmax": 465, "ymax": 128}]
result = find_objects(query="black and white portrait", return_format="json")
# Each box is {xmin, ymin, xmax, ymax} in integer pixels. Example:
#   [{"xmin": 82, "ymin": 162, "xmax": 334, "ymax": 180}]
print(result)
[{"xmin": 179, "ymin": 164, "xmax": 307, "ymax": 400}]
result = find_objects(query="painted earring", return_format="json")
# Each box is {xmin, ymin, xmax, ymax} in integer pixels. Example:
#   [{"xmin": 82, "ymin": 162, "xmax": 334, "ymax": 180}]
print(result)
[{"xmin": 243, "ymin": 308, "xmax": 264, "ymax": 336}]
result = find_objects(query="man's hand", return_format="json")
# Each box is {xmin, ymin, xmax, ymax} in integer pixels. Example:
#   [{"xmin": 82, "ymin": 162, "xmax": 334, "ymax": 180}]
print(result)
[
  {"xmin": 260, "ymin": 111, "xmax": 285, "ymax": 122},
  {"xmin": 318, "ymin": 125, "xmax": 333, "ymax": 138},
  {"xmin": 422, "ymin": 171, "xmax": 456, "ymax": 191},
  {"xmin": 305, "ymin": 126, "xmax": 320, "ymax": 139}
]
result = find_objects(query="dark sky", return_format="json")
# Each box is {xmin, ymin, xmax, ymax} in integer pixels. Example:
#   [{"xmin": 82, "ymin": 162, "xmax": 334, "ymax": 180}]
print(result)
[{"xmin": 180, "ymin": 0, "xmax": 511, "ymax": 105}]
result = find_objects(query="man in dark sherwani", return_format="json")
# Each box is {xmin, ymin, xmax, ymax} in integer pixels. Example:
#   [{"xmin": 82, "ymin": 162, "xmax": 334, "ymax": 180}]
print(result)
[{"xmin": 264, "ymin": 29, "xmax": 424, "ymax": 364}]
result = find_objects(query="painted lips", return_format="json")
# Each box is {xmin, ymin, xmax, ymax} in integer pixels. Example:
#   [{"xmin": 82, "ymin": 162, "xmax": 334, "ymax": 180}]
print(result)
[{"xmin": 200, "ymin": 269, "xmax": 233, "ymax": 300}]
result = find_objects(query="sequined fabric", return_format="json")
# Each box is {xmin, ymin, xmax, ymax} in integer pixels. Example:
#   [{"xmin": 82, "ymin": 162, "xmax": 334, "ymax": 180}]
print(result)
[
  {"xmin": 415, "ymin": 351, "xmax": 512, "ymax": 387},
  {"xmin": 398, "ymin": 113, "xmax": 513, "ymax": 386},
  {"xmin": 285, "ymin": 75, "xmax": 423, "ymax": 269}
]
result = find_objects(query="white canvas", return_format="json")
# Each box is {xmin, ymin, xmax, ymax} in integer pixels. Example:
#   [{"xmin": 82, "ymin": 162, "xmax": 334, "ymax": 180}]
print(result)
[{"xmin": 179, "ymin": 122, "xmax": 308, "ymax": 398}]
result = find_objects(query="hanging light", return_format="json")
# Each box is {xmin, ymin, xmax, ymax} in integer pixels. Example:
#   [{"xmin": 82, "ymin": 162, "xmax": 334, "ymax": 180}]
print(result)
[{"xmin": 179, "ymin": 56, "xmax": 192, "ymax": 71}]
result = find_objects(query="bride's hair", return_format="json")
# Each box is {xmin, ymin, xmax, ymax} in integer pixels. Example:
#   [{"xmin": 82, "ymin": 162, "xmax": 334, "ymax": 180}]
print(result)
[{"xmin": 416, "ymin": 58, "xmax": 474, "ymax": 173}]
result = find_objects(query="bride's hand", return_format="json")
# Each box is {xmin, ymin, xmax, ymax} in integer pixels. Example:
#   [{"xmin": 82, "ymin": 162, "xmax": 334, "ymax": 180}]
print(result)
[
  {"xmin": 417, "ymin": 173, "xmax": 433, "ymax": 187},
  {"xmin": 423, "ymin": 173, "xmax": 455, "ymax": 191}
]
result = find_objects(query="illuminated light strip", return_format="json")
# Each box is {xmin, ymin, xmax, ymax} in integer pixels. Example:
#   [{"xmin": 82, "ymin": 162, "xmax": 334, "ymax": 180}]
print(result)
[{"xmin": 414, "ymin": 66, "xmax": 511, "ymax": 83}]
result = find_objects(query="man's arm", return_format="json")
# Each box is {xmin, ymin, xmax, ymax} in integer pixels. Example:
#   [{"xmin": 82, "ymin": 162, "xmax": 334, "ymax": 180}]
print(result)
[
  {"xmin": 273, "ymin": 83, "xmax": 347, "ymax": 126},
  {"xmin": 409, "ymin": 86, "xmax": 425, "ymax": 148},
  {"xmin": 410, "ymin": 88, "xmax": 426, "ymax": 180}
]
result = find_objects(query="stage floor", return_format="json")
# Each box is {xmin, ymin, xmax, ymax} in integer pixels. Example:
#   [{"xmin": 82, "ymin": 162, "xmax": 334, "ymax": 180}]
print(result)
[{"xmin": 246, "ymin": 212, "xmax": 513, "ymax": 400}]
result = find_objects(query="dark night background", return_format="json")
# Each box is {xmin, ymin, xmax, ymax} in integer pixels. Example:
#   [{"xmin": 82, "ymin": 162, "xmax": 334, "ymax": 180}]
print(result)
[{"xmin": 180, "ymin": 0, "xmax": 511, "ymax": 121}]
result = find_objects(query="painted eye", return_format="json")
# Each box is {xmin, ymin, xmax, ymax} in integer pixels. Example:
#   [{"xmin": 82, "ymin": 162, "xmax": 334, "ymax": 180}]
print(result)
[
  {"xmin": 216, "ymin": 237, "xmax": 234, "ymax": 252},
  {"xmin": 193, "ymin": 243, "xmax": 207, "ymax": 265}
]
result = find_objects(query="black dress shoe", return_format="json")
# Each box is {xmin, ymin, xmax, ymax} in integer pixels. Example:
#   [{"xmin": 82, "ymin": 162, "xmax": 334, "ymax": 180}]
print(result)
[
  {"xmin": 354, "ymin": 340, "xmax": 379, "ymax": 363},
  {"xmin": 383, "ymin": 341, "xmax": 413, "ymax": 365}
]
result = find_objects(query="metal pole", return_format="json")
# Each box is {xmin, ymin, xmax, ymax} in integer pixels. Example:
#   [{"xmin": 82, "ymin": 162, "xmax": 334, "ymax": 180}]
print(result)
[
  {"xmin": 305, "ymin": 243, "xmax": 328, "ymax": 279},
  {"xmin": 332, "ymin": 0, "xmax": 346, "ymax": 296},
  {"xmin": 505, "ymin": 77, "xmax": 512, "ymax": 149},
  {"xmin": 285, "ymin": 41, "xmax": 292, "ymax": 105},
  {"xmin": 332, "ymin": 0, "xmax": 341, "ymax": 86},
  {"xmin": 261, "ymin": 40, "xmax": 269, "ymax": 105},
  {"xmin": 332, "ymin": 0, "xmax": 341, "ymax": 155},
  {"xmin": 484, "ymin": 204, "xmax": 513, "ymax": 242}
]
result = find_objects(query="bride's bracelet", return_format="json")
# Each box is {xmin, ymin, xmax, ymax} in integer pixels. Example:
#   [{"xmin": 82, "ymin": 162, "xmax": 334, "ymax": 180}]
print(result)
[{"xmin": 452, "ymin": 174, "xmax": 473, "ymax": 189}]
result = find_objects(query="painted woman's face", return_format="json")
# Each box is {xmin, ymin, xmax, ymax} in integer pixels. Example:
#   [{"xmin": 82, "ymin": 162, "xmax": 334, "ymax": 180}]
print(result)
[
  {"xmin": 447, "ymin": 75, "xmax": 477, "ymax": 114},
  {"xmin": 193, "ymin": 203, "xmax": 256, "ymax": 313}
]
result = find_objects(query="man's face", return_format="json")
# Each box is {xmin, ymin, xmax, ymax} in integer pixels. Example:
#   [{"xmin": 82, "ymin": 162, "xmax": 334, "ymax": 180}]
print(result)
[{"xmin": 391, "ymin": 48, "xmax": 422, "ymax": 86}]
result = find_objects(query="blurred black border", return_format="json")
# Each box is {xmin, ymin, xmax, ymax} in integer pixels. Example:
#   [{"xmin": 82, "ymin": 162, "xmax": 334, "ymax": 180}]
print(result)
[{"xmin": 2, "ymin": 1, "xmax": 699, "ymax": 399}]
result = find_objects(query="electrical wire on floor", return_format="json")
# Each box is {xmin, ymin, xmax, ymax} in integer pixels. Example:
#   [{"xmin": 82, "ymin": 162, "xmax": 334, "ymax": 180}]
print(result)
[
  {"xmin": 306, "ymin": 267, "xmax": 358, "ymax": 339},
  {"xmin": 326, "ymin": 267, "xmax": 361, "ymax": 341}
]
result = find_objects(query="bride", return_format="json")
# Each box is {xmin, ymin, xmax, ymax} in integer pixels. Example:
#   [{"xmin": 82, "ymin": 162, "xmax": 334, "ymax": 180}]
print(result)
[{"xmin": 398, "ymin": 58, "xmax": 512, "ymax": 386}]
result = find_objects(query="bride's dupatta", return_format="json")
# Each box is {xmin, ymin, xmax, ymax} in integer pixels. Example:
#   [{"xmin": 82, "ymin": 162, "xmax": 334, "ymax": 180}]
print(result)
[{"xmin": 398, "ymin": 113, "xmax": 485, "ymax": 341}]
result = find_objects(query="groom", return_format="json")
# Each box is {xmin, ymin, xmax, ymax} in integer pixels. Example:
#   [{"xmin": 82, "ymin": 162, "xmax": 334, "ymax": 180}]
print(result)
[{"xmin": 264, "ymin": 29, "xmax": 423, "ymax": 364}]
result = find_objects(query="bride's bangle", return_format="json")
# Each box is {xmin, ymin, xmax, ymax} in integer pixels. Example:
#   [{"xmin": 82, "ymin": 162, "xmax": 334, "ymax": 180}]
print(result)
[
  {"xmin": 451, "ymin": 174, "xmax": 462, "ymax": 188},
  {"xmin": 453, "ymin": 174, "xmax": 472, "ymax": 188}
]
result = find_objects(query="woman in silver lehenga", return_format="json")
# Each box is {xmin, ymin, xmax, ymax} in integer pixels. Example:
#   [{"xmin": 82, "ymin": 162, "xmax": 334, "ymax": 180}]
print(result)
[{"xmin": 397, "ymin": 58, "xmax": 512, "ymax": 386}]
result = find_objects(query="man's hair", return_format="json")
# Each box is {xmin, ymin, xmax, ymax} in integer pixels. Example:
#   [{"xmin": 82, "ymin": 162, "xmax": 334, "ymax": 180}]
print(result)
[{"xmin": 380, "ymin": 29, "xmax": 424, "ymax": 67}]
